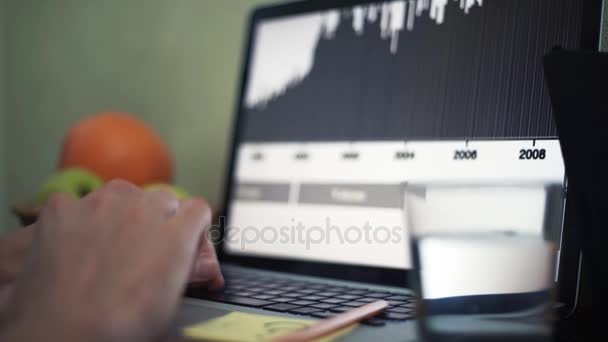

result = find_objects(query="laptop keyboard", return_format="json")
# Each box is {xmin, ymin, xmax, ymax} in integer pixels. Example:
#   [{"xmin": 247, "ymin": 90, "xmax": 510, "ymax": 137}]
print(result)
[{"xmin": 193, "ymin": 271, "xmax": 415, "ymax": 326}]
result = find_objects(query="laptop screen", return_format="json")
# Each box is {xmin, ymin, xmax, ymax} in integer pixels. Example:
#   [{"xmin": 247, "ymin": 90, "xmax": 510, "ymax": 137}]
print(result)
[{"xmin": 224, "ymin": 0, "xmax": 583, "ymax": 270}]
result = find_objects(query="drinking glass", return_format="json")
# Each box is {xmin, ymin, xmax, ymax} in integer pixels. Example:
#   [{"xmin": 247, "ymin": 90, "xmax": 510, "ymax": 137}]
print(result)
[{"xmin": 404, "ymin": 182, "xmax": 562, "ymax": 341}]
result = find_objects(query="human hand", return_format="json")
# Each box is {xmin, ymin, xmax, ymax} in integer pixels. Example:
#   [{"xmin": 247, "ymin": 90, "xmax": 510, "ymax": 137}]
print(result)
[
  {"xmin": 0, "ymin": 180, "xmax": 216, "ymax": 342},
  {"xmin": 0, "ymin": 207, "xmax": 223, "ymax": 292}
]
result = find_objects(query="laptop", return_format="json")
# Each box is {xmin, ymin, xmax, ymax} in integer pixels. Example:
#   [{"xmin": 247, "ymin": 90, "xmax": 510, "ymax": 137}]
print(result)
[{"xmin": 179, "ymin": 0, "xmax": 602, "ymax": 340}]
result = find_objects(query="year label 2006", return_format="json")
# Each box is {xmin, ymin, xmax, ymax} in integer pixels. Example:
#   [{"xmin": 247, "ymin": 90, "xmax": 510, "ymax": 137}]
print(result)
[{"xmin": 453, "ymin": 150, "xmax": 477, "ymax": 160}]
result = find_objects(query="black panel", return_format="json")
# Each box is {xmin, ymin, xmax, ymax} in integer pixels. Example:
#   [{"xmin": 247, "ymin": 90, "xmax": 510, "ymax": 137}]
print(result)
[{"xmin": 243, "ymin": 0, "xmax": 587, "ymax": 142}]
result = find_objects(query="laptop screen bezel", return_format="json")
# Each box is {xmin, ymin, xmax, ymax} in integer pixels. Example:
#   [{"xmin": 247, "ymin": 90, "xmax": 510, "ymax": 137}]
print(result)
[{"xmin": 214, "ymin": 0, "xmax": 602, "ymax": 310}]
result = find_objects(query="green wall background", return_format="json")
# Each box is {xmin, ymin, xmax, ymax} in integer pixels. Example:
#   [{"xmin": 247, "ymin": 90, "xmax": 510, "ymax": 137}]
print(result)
[
  {"xmin": 0, "ymin": 1, "xmax": 606, "ymax": 233},
  {"xmin": 1, "ymin": 0, "xmax": 276, "ymax": 233},
  {"xmin": 0, "ymin": 0, "xmax": 6, "ymax": 233}
]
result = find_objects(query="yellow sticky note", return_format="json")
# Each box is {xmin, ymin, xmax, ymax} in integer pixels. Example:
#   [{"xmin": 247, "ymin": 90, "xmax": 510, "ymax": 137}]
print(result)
[{"xmin": 183, "ymin": 311, "xmax": 357, "ymax": 342}]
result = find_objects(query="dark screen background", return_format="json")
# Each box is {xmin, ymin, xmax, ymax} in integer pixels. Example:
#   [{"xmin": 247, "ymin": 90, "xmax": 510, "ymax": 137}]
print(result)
[{"xmin": 242, "ymin": 0, "xmax": 583, "ymax": 142}]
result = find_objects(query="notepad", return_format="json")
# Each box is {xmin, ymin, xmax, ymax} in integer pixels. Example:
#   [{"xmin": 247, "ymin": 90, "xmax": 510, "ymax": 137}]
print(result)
[{"xmin": 183, "ymin": 312, "xmax": 357, "ymax": 342}]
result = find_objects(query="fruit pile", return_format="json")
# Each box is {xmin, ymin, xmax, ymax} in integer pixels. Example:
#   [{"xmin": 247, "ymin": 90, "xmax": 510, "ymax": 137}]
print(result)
[{"xmin": 35, "ymin": 112, "xmax": 189, "ymax": 206}]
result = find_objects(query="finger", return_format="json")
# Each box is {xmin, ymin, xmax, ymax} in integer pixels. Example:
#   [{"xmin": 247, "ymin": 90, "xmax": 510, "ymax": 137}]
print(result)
[
  {"xmin": 83, "ymin": 179, "xmax": 142, "ymax": 213},
  {"xmin": 141, "ymin": 189, "xmax": 180, "ymax": 219},
  {"xmin": 99, "ymin": 179, "xmax": 141, "ymax": 199},
  {"xmin": 29, "ymin": 194, "xmax": 78, "ymax": 272},
  {"xmin": 190, "ymin": 237, "xmax": 224, "ymax": 289},
  {"xmin": 0, "ymin": 225, "xmax": 34, "ymax": 285},
  {"xmin": 38, "ymin": 193, "xmax": 78, "ymax": 232},
  {"xmin": 174, "ymin": 197, "xmax": 212, "ymax": 232},
  {"xmin": 4, "ymin": 224, "xmax": 34, "ymax": 251},
  {"xmin": 169, "ymin": 198, "xmax": 213, "ymax": 263},
  {"xmin": 40, "ymin": 192, "xmax": 78, "ymax": 215}
]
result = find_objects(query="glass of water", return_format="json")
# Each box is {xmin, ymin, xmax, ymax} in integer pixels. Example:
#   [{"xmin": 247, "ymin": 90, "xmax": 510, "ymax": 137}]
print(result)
[{"xmin": 404, "ymin": 182, "xmax": 562, "ymax": 341}]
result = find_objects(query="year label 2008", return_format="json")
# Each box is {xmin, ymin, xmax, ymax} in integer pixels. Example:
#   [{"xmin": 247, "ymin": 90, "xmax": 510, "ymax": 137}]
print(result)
[{"xmin": 519, "ymin": 148, "xmax": 546, "ymax": 160}]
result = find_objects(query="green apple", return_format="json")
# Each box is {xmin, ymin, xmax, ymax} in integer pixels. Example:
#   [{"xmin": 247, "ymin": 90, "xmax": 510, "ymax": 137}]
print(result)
[
  {"xmin": 143, "ymin": 183, "xmax": 190, "ymax": 199},
  {"xmin": 36, "ymin": 168, "xmax": 103, "ymax": 205}
]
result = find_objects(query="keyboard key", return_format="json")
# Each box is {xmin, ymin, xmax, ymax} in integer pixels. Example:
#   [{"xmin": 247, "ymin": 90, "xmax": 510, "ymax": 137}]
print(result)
[
  {"xmin": 386, "ymin": 295, "xmax": 413, "ymax": 301},
  {"xmin": 399, "ymin": 302, "xmax": 416, "ymax": 309},
  {"xmin": 329, "ymin": 306, "xmax": 352, "ymax": 313},
  {"xmin": 289, "ymin": 307, "xmax": 322, "ymax": 315},
  {"xmin": 251, "ymin": 294, "xmax": 275, "ymax": 300},
  {"xmin": 236, "ymin": 291, "xmax": 255, "ymax": 297},
  {"xmin": 311, "ymin": 303, "xmax": 338, "ymax": 310},
  {"xmin": 263, "ymin": 303, "xmax": 302, "ymax": 312},
  {"xmin": 342, "ymin": 301, "xmax": 368, "ymax": 307},
  {"xmin": 282, "ymin": 292, "xmax": 302, "ymax": 298},
  {"xmin": 357, "ymin": 297, "xmax": 378, "ymax": 303},
  {"xmin": 387, "ymin": 300, "xmax": 408, "ymax": 306},
  {"xmin": 282, "ymin": 286, "xmax": 301, "ymax": 291},
  {"xmin": 317, "ymin": 292, "xmax": 340, "ymax": 297},
  {"xmin": 205, "ymin": 294, "xmax": 275, "ymax": 308},
  {"xmin": 320, "ymin": 298, "xmax": 347, "ymax": 304},
  {"xmin": 299, "ymin": 295, "xmax": 326, "ymax": 301},
  {"xmin": 367, "ymin": 292, "xmax": 392, "ymax": 298},
  {"xmin": 265, "ymin": 290, "xmax": 287, "ymax": 296},
  {"xmin": 311, "ymin": 311, "xmax": 334, "ymax": 319},
  {"xmin": 271, "ymin": 297, "xmax": 296, "ymax": 303},
  {"xmin": 295, "ymin": 289, "xmax": 318, "ymax": 294},
  {"xmin": 381, "ymin": 312, "xmax": 413, "ymax": 321},
  {"xmin": 386, "ymin": 307, "xmax": 413, "ymax": 314},
  {"xmin": 362, "ymin": 318, "xmax": 387, "ymax": 327},
  {"xmin": 336, "ymin": 294, "xmax": 360, "ymax": 300},
  {"xmin": 289, "ymin": 300, "xmax": 317, "ymax": 306}
]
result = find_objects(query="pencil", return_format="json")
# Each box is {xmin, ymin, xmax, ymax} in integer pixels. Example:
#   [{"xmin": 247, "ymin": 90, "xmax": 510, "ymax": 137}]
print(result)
[{"xmin": 271, "ymin": 299, "xmax": 389, "ymax": 342}]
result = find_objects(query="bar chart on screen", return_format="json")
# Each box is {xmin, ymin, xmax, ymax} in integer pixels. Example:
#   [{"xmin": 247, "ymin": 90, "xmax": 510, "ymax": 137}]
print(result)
[{"xmin": 243, "ymin": 0, "xmax": 582, "ymax": 142}]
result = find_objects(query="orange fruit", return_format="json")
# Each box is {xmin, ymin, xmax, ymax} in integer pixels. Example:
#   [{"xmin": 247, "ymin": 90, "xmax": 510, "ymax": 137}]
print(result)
[{"xmin": 59, "ymin": 112, "xmax": 173, "ymax": 186}]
